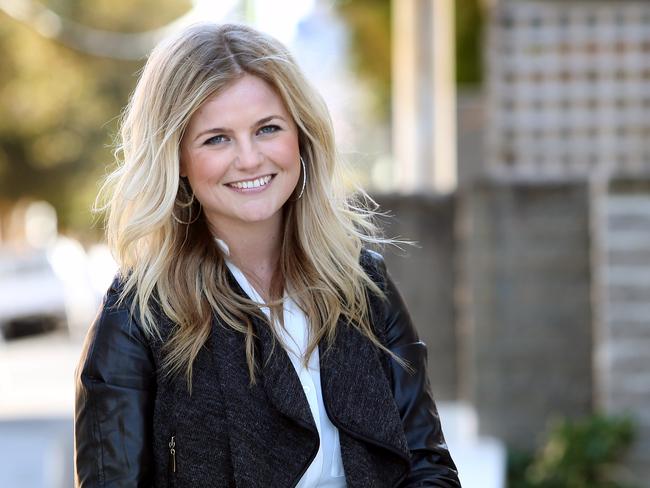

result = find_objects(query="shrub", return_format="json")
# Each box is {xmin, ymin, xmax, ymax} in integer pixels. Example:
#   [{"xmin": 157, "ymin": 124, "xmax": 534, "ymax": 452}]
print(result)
[{"xmin": 508, "ymin": 414, "xmax": 637, "ymax": 488}]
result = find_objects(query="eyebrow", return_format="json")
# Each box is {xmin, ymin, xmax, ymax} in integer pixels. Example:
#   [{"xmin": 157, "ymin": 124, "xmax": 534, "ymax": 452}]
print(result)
[{"xmin": 193, "ymin": 115, "xmax": 287, "ymax": 142}]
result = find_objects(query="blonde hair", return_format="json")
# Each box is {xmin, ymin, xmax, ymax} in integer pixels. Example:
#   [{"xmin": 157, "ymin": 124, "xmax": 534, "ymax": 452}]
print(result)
[{"xmin": 97, "ymin": 22, "xmax": 400, "ymax": 389}]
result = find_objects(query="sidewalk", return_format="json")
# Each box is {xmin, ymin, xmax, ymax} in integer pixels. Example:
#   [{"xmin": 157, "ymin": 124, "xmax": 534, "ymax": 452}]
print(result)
[{"xmin": 0, "ymin": 331, "xmax": 80, "ymax": 488}]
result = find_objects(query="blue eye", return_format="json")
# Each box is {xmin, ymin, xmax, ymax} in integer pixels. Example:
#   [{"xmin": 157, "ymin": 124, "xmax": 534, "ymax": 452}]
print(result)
[
  {"xmin": 258, "ymin": 125, "xmax": 280, "ymax": 135},
  {"xmin": 204, "ymin": 134, "xmax": 228, "ymax": 145}
]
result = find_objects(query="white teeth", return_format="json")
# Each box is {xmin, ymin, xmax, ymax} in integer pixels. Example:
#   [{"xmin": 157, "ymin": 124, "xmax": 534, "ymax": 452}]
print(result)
[{"xmin": 230, "ymin": 175, "xmax": 272, "ymax": 189}]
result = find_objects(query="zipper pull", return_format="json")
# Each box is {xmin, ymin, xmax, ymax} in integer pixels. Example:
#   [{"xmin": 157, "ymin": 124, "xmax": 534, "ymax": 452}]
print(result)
[{"xmin": 169, "ymin": 435, "xmax": 176, "ymax": 473}]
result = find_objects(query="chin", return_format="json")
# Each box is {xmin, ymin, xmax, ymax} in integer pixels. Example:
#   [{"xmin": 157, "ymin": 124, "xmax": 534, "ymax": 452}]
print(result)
[{"xmin": 238, "ymin": 208, "xmax": 282, "ymax": 224}]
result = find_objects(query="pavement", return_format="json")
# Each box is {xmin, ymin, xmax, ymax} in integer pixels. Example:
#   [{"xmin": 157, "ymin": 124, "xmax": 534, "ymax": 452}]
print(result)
[{"xmin": 0, "ymin": 331, "xmax": 82, "ymax": 488}]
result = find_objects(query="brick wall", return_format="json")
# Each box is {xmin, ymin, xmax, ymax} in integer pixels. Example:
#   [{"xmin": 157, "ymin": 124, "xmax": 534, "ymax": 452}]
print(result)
[{"xmin": 599, "ymin": 182, "xmax": 650, "ymax": 484}]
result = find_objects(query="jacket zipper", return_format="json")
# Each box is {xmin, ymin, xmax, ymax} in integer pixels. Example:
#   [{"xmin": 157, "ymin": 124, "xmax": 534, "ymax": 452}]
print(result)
[
  {"xmin": 169, "ymin": 435, "xmax": 177, "ymax": 473},
  {"xmin": 168, "ymin": 433, "xmax": 177, "ymax": 487}
]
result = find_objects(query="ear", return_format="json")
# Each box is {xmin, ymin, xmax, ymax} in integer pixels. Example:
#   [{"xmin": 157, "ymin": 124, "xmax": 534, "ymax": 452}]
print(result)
[
  {"xmin": 179, "ymin": 157, "xmax": 187, "ymax": 178},
  {"xmin": 178, "ymin": 137, "xmax": 189, "ymax": 177}
]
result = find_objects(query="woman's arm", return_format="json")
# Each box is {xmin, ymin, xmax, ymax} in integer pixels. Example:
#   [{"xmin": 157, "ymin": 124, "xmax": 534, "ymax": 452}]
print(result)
[
  {"xmin": 75, "ymin": 280, "xmax": 156, "ymax": 487},
  {"xmin": 368, "ymin": 251, "xmax": 461, "ymax": 487}
]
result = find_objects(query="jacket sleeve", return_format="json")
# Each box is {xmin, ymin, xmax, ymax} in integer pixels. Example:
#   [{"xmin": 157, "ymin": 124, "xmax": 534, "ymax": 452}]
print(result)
[
  {"xmin": 74, "ymin": 280, "xmax": 156, "ymax": 487},
  {"xmin": 369, "ymin": 251, "xmax": 461, "ymax": 487}
]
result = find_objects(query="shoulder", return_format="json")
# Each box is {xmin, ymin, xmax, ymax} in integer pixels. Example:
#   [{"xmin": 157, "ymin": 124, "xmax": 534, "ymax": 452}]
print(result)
[
  {"xmin": 77, "ymin": 274, "xmax": 155, "ymax": 387},
  {"xmin": 360, "ymin": 247, "xmax": 385, "ymax": 266},
  {"xmin": 360, "ymin": 248, "xmax": 420, "ymax": 346},
  {"xmin": 360, "ymin": 248, "xmax": 388, "ymax": 289},
  {"xmin": 96, "ymin": 274, "xmax": 141, "ymax": 341}
]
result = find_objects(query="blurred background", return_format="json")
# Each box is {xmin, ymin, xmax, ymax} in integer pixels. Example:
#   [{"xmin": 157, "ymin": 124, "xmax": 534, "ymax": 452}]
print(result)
[{"xmin": 1, "ymin": 0, "xmax": 648, "ymax": 486}]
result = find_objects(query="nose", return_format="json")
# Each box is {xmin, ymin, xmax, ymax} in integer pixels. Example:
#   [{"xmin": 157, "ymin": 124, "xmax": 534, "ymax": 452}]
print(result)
[{"xmin": 233, "ymin": 139, "xmax": 263, "ymax": 171}]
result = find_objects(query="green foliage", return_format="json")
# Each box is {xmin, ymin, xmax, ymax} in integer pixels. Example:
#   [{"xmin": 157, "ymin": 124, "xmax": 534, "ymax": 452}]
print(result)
[
  {"xmin": 508, "ymin": 414, "xmax": 637, "ymax": 488},
  {"xmin": 0, "ymin": 0, "xmax": 190, "ymax": 235},
  {"xmin": 335, "ymin": 0, "xmax": 485, "ymax": 119},
  {"xmin": 334, "ymin": 0, "xmax": 391, "ymax": 120},
  {"xmin": 456, "ymin": 0, "xmax": 484, "ymax": 86}
]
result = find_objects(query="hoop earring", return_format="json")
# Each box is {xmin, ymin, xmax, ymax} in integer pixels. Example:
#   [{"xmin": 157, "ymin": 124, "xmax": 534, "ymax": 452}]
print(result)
[
  {"xmin": 172, "ymin": 203, "xmax": 201, "ymax": 225},
  {"xmin": 176, "ymin": 177, "xmax": 195, "ymax": 207},
  {"xmin": 295, "ymin": 156, "xmax": 307, "ymax": 200},
  {"xmin": 172, "ymin": 178, "xmax": 201, "ymax": 225}
]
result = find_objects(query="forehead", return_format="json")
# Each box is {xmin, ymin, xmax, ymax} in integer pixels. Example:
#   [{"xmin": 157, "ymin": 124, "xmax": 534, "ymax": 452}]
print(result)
[{"xmin": 189, "ymin": 74, "xmax": 290, "ymax": 128}]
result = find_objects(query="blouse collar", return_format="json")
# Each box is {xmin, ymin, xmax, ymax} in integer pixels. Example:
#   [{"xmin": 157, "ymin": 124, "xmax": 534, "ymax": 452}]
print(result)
[{"xmin": 214, "ymin": 237, "xmax": 231, "ymax": 256}]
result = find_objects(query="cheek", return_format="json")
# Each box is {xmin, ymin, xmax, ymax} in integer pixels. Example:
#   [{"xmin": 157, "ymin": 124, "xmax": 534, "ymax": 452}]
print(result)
[
  {"xmin": 269, "ymin": 138, "xmax": 301, "ymax": 172},
  {"xmin": 187, "ymin": 153, "xmax": 230, "ymax": 186}
]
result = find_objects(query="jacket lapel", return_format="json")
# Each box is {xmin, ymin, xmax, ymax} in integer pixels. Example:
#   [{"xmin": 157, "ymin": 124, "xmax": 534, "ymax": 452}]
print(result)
[
  {"xmin": 213, "ymin": 271, "xmax": 409, "ymax": 487},
  {"xmin": 254, "ymin": 313, "xmax": 317, "ymax": 431},
  {"xmin": 319, "ymin": 317, "xmax": 411, "ymax": 460},
  {"xmin": 228, "ymin": 271, "xmax": 317, "ymax": 430},
  {"xmin": 244, "ymin": 313, "xmax": 410, "ymax": 487},
  {"xmin": 208, "ymin": 275, "xmax": 318, "ymax": 487},
  {"xmin": 210, "ymin": 314, "xmax": 319, "ymax": 488}
]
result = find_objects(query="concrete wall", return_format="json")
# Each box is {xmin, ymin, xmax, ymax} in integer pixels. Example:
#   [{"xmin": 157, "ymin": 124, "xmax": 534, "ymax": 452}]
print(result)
[
  {"xmin": 376, "ymin": 181, "xmax": 650, "ymax": 476},
  {"xmin": 374, "ymin": 193, "xmax": 458, "ymax": 402},
  {"xmin": 457, "ymin": 183, "xmax": 594, "ymax": 449}
]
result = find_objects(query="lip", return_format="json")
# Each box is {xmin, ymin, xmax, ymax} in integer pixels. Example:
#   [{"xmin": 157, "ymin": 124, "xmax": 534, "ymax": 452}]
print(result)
[{"xmin": 225, "ymin": 173, "xmax": 276, "ymax": 193}]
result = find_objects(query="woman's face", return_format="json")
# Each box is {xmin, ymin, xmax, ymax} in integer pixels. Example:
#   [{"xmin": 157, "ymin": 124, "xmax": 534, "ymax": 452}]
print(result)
[{"xmin": 180, "ymin": 74, "xmax": 301, "ymax": 237}]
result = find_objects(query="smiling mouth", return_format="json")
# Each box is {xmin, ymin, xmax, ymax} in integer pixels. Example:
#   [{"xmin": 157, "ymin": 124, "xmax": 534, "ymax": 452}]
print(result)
[{"xmin": 226, "ymin": 174, "xmax": 274, "ymax": 190}]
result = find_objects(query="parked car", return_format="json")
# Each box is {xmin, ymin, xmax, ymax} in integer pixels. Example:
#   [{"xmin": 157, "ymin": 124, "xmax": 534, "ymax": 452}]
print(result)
[{"xmin": 0, "ymin": 248, "xmax": 68, "ymax": 339}]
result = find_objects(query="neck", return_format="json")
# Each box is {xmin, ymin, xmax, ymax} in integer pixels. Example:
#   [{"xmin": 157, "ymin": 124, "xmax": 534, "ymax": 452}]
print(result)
[{"xmin": 209, "ymin": 215, "xmax": 284, "ymax": 298}]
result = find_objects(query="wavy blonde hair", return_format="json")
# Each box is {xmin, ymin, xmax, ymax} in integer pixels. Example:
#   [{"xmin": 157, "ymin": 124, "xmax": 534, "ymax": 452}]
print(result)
[{"xmin": 97, "ymin": 22, "xmax": 400, "ymax": 389}]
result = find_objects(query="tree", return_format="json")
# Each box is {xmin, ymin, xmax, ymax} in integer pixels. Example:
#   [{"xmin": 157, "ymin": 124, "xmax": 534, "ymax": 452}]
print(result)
[
  {"xmin": 335, "ymin": 0, "xmax": 391, "ymax": 120},
  {"xmin": 0, "ymin": 0, "xmax": 190, "ymax": 237},
  {"xmin": 456, "ymin": 0, "xmax": 485, "ymax": 86},
  {"xmin": 335, "ymin": 0, "xmax": 486, "ymax": 121}
]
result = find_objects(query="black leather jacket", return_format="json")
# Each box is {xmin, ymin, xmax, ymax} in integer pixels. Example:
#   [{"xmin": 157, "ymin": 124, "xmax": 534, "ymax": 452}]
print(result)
[{"xmin": 75, "ymin": 251, "xmax": 460, "ymax": 487}]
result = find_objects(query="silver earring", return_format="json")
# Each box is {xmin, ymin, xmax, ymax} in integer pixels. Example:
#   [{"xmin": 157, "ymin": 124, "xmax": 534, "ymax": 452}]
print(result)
[
  {"xmin": 172, "ymin": 178, "xmax": 201, "ymax": 225},
  {"xmin": 176, "ymin": 178, "xmax": 195, "ymax": 207},
  {"xmin": 296, "ymin": 156, "xmax": 307, "ymax": 200},
  {"xmin": 172, "ymin": 203, "xmax": 201, "ymax": 225}
]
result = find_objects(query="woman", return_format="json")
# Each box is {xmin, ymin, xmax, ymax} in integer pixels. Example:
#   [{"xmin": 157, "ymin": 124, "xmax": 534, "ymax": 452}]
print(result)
[{"xmin": 75, "ymin": 22, "xmax": 460, "ymax": 488}]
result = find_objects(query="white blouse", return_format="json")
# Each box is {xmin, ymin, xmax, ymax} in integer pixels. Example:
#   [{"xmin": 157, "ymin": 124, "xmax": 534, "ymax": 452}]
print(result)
[{"xmin": 216, "ymin": 239, "xmax": 347, "ymax": 488}]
